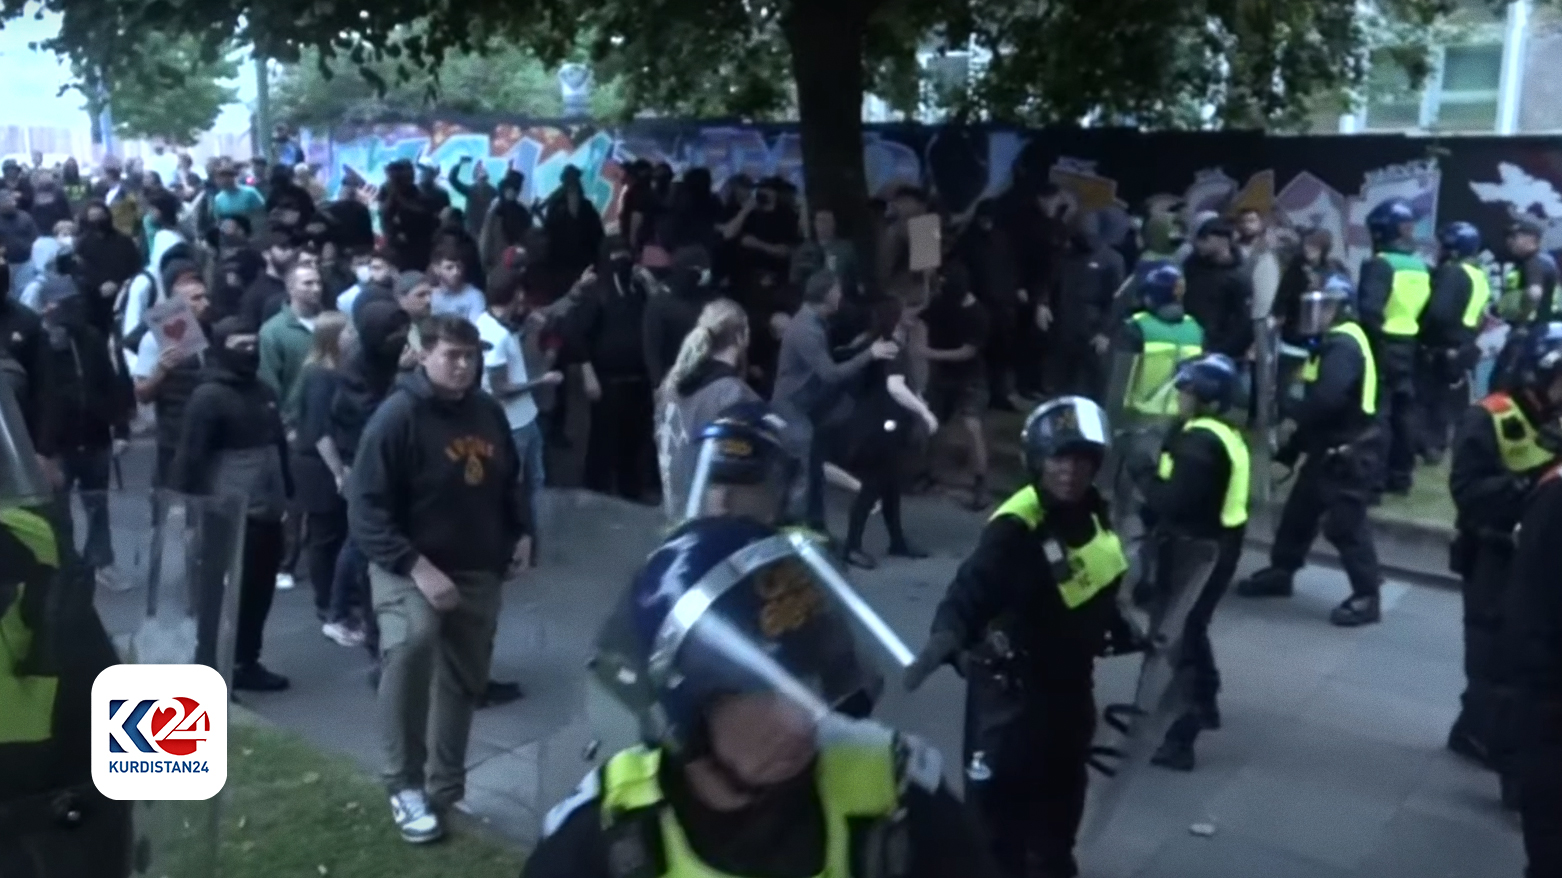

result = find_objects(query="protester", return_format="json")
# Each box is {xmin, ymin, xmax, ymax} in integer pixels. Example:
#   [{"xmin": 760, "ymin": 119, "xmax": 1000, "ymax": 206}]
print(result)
[
  {"xmin": 921, "ymin": 265, "xmax": 993, "ymax": 509},
  {"xmin": 130, "ymin": 260, "xmax": 213, "ymax": 486},
  {"xmin": 577, "ymin": 235, "xmax": 656, "ymax": 501},
  {"xmin": 380, "ymin": 160, "xmax": 439, "ymax": 272},
  {"xmin": 642, "ymin": 246, "xmax": 717, "ymax": 386},
  {"xmin": 74, "ymin": 199, "xmax": 142, "ymax": 336},
  {"xmin": 259, "ymin": 262, "xmax": 324, "ymax": 426},
  {"xmin": 1182, "ymin": 217, "xmax": 1254, "ymax": 359},
  {"xmin": 480, "ymin": 170, "xmax": 532, "ymax": 272},
  {"xmin": 241, "ymin": 229, "xmax": 300, "ymax": 330},
  {"xmin": 0, "ymin": 190, "xmax": 40, "ymax": 275},
  {"xmin": 337, "ymin": 248, "xmax": 397, "ymax": 318},
  {"xmin": 291, "ymin": 310, "xmax": 356, "ymax": 636},
  {"xmin": 346, "ymin": 313, "xmax": 530, "ymax": 843},
  {"xmin": 540, "ymin": 166, "xmax": 604, "ymax": 296},
  {"xmin": 27, "ymin": 172, "xmax": 73, "ymax": 233},
  {"xmin": 449, "ymin": 158, "xmax": 496, "ymax": 241}
]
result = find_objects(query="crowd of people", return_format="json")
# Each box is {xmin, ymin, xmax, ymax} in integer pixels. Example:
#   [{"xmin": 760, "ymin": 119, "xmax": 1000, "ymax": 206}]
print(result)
[{"xmin": 4, "ymin": 127, "xmax": 1562, "ymax": 877}]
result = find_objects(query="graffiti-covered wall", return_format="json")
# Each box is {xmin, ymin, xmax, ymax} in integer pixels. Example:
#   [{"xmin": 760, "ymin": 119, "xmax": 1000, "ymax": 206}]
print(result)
[{"xmin": 305, "ymin": 119, "xmax": 1562, "ymax": 269}]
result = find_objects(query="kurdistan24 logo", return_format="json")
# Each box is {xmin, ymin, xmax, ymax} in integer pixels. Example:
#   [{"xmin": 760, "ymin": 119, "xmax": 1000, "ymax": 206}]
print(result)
[
  {"xmin": 93, "ymin": 664, "xmax": 228, "ymax": 800},
  {"xmin": 107, "ymin": 697, "xmax": 211, "ymax": 757}
]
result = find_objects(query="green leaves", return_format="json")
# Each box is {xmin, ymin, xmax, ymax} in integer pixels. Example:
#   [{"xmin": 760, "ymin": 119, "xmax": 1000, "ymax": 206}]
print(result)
[{"xmin": 71, "ymin": 30, "xmax": 240, "ymax": 145}]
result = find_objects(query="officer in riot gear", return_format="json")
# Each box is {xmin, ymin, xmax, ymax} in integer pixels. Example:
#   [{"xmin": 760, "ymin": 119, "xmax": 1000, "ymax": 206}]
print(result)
[
  {"xmin": 1492, "ymin": 219, "xmax": 1560, "ymax": 391},
  {"xmin": 1447, "ymin": 322, "xmax": 1562, "ymax": 808},
  {"xmin": 1418, "ymin": 222, "xmax": 1493, "ymax": 464},
  {"xmin": 0, "ymin": 352, "xmax": 132, "ymax": 878},
  {"xmin": 1123, "ymin": 353, "xmax": 1249, "ymax": 772},
  {"xmin": 1356, "ymin": 197, "xmax": 1431, "ymax": 495},
  {"xmin": 905, "ymin": 397, "xmax": 1143, "ymax": 878},
  {"xmin": 680, "ymin": 400, "xmax": 795, "ymax": 526},
  {"xmin": 1237, "ymin": 274, "xmax": 1385, "ymax": 627},
  {"xmin": 530, "ymin": 513, "xmax": 1000, "ymax": 878}
]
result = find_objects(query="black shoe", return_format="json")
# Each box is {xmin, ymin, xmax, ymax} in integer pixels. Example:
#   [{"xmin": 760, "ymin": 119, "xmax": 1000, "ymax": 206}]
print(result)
[
  {"xmin": 1500, "ymin": 775, "xmax": 1521, "ymax": 811},
  {"xmin": 989, "ymin": 396, "xmax": 1018, "ymax": 412},
  {"xmin": 1446, "ymin": 719, "xmax": 1492, "ymax": 768},
  {"xmin": 886, "ymin": 543, "xmax": 929, "ymax": 560},
  {"xmin": 844, "ymin": 548, "xmax": 878, "ymax": 570},
  {"xmin": 1151, "ymin": 739, "xmax": 1196, "ymax": 772},
  {"xmin": 478, "ymin": 680, "xmax": 524, "ymax": 708},
  {"xmin": 1195, "ymin": 700, "xmax": 1222, "ymax": 731},
  {"xmin": 1235, "ymin": 567, "xmax": 1294, "ymax": 598},
  {"xmin": 1330, "ymin": 595, "xmax": 1381, "ymax": 627},
  {"xmin": 234, "ymin": 663, "xmax": 290, "ymax": 692}
]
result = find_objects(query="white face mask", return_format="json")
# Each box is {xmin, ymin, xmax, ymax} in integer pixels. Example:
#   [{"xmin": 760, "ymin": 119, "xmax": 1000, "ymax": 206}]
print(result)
[
  {"xmin": 56, "ymin": 235, "xmax": 74, "ymax": 250},
  {"xmin": 354, "ymin": 264, "xmax": 373, "ymax": 284}
]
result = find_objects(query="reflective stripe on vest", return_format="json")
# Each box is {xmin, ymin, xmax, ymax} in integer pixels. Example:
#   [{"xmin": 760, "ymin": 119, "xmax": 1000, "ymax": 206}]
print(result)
[
  {"xmin": 1479, "ymin": 392, "xmax": 1557, "ymax": 474},
  {"xmin": 1458, "ymin": 262, "xmax": 1493, "ymax": 329},
  {"xmin": 1126, "ymin": 313, "xmax": 1204, "ymax": 416},
  {"xmin": 600, "ymin": 743, "xmax": 899, "ymax": 878},
  {"xmin": 989, "ymin": 486, "xmax": 1129, "ymax": 609},
  {"xmin": 0, "ymin": 507, "xmax": 61, "ymax": 745},
  {"xmin": 1299, "ymin": 322, "xmax": 1378, "ymax": 416},
  {"xmin": 1379, "ymin": 251, "xmax": 1432, "ymax": 338},
  {"xmin": 1155, "ymin": 417, "xmax": 1251, "ymax": 528}
]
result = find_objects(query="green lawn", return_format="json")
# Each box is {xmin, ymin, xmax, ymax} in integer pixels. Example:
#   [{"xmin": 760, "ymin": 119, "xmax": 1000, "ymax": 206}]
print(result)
[{"xmin": 147, "ymin": 718, "xmax": 526, "ymax": 878}]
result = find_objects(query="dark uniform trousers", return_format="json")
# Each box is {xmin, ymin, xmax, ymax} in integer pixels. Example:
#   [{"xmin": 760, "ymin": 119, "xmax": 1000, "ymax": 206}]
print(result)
[
  {"xmin": 1271, "ymin": 450, "xmax": 1382, "ymax": 598},
  {"xmin": 1162, "ymin": 529, "xmax": 1244, "ymax": 746},
  {"xmin": 1376, "ymin": 340, "xmax": 1418, "ymax": 491},
  {"xmin": 1515, "ymin": 700, "xmax": 1562, "ymax": 877},
  {"xmin": 1452, "ymin": 537, "xmax": 1518, "ymax": 772}
]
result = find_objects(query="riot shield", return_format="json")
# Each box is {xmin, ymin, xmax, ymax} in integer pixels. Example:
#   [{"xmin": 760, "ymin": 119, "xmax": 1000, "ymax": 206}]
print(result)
[
  {"xmin": 1251, "ymin": 320, "xmax": 1279, "ymax": 503},
  {"xmin": 1078, "ymin": 535, "xmax": 1221, "ymax": 845}
]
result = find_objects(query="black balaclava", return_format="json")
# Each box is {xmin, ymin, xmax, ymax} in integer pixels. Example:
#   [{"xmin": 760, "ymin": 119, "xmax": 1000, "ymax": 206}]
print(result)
[
  {"xmin": 600, "ymin": 234, "xmax": 633, "ymax": 287},
  {"xmin": 211, "ymin": 316, "xmax": 260, "ymax": 379},
  {"xmin": 354, "ymin": 299, "xmax": 412, "ymax": 386}
]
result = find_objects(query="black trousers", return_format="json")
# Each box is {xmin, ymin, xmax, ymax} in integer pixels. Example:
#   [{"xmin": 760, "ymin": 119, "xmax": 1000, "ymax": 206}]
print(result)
[
  {"xmin": 584, "ymin": 376, "xmax": 654, "ymax": 501},
  {"xmin": 305, "ymin": 505, "xmax": 349, "ymax": 616},
  {"xmin": 1452, "ymin": 539, "xmax": 1516, "ymax": 763},
  {"xmin": 1377, "ymin": 342, "xmax": 1418, "ymax": 491},
  {"xmin": 1163, "ymin": 531, "xmax": 1243, "ymax": 747},
  {"xmin": 55, "ymin": 445, "xmax": 115, "ymax": 570},
  {"xmin": 1515, "ymin": 701, "xmax": 1562, "ymax": 878},
  {"xmin": 844, "ymin": 439, "xmax": 909, "ymax": 551},
  {"xmin": 1271, "ymin": 451, "xmax": 1382, "ymax": 599},
  {"xmin": 964, "ymin": 669, "xmax": 1095, "ymax": 878},
  {"xmin": 1413, "ymin": 353, "xmax": 1465, "ymax": 460},
  {"xmin": 0, "ymin": 784, "xmax": 132, "ymax": 878},
  {"xmin": 236, "ymin": 518, "xmax": 284, "ymax": 668},
  {"xmin": 1048, "ymin": 335, "xmax": 1105, "ymax": 402}
]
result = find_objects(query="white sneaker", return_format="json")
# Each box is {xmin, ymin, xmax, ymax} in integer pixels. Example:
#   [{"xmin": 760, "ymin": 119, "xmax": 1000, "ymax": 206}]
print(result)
[
  {"xmin": 322, "ymin": 621, "xmax": 365, "ymax": 648},
  {"xmin": 275, "ymin": 572, "xmax": 295, "ymax": 591},
  {"xmin": 389, "ymin": 789, "xmax": 443, "ymax": 844},
  {"xmin": 95, "ymin": 567, "xmax": 135, "ymax": 593}
]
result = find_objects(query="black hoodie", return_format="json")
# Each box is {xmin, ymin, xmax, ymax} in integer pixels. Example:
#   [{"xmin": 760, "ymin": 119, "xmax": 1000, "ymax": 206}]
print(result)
[
  {"xmin": 1182, "ymin": 250, "xmax": 1254, "ymax": 358},
  {"xmin": 332, "ymin": 300, "xmax": 409, "ymax": 462},
  {"xmin": 347, "ymin": 368, "xmax": 528, "ymax": 577}
]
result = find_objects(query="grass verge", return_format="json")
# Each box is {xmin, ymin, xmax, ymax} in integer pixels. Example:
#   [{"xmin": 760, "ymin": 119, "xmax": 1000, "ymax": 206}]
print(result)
[{"xmin": 214, "ymin": 719, "xmax": 525, "ymax": 878}]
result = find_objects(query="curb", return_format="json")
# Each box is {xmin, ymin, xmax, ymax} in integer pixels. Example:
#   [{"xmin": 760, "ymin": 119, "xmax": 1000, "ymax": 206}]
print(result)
[{"xmin": 1245, "ymin": 500, "xmax": 1458, "ymax": 588}]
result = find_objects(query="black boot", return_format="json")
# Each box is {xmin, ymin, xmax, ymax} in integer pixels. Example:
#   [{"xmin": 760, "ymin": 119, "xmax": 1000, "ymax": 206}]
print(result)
[
  {"xmin": 478, "ymin": 680, "xmax": 525, "ymax": 708},
  {"xmin": 1446, "ymin": 712, "xmax": 1491, "ymax": 767},
  {"xmin": 1329, "ymin": 594, "xmax": 1381, "ymax": 627},
  {"xmin": 1151, "ymin": 738, "xmax": 1196, "ymax": 772},
  {"xmin": 886, "ymin": 542, "xmax": 929, "ymax": 560},
  {"xmin": 1195, "ymin": 699, "xmax": 1222, "ymax": 731},
  {"xmin": 1235, "ymin": 567, "xmax": 1295, "ymax": 598},
  {"xmin": 234, "ymin": 662, "xmax": 290, "ymax": 692}
]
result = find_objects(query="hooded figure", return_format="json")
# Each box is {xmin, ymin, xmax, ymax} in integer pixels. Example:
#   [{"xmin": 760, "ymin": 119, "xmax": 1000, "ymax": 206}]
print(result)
[
  {"xmin": 27, "ymin": 179, "xmax": 73, "ymax": 232},
  {"xmin": 333, "ymin": 299, "xmax": 412, "ymax": 466},
  {"xmin": 643, "ymin": 245, "xmax": 718, "ymax": 385},
  {"xmin": 480, "ymin": 170, "xmax": 533, "ymax": 269}
]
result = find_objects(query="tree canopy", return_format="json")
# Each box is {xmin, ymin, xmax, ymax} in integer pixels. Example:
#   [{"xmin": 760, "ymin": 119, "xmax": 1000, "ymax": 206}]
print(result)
[{"xmin": 64, "ymin": 30, "xmax": 240, "ymax": 145}]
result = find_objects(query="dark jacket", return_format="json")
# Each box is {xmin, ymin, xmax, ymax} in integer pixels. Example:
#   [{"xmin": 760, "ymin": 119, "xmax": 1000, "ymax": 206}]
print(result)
[
  {"xmin": 171, "ymin": 363, "xmax": 294, "ymax": 520},
  {"xmin": 347, "ymin": 369, "xmax": 529, "ymax": 577},
  {"xmin": 1423, "ymin": 260, "xmax": 1478, "ymax": 351},
  {"xmin": 331, "ymin": 301, "xmax": 409, "ymax": 462},
  {"xmin": 240, "ymin": 272, "xmax": 288, "ymax": 332},
  {"xmin": 1290, "ymin": 322, "xmax": 1375, "ymax": 452},
  {"xmin": 293, "ymin": 364, "xmax": 347, "ymax": 513},
  {"xmin": 34, "ymin": 318, "xmax": 132, "ymax": 456},
  {"xmin": 323, "ymin": 198, "xmax": 374, "ymax": 252},
  {"xmin": 1141, "ymin": 424, "xmax": 1236, "ymax": 540},
  {"xmin": 0, "ymin": 209, "xmax": 39, "ymax": 265},
  {"xmin": 575, "ymin": 270, "xmax": 651, "ymax": 380},
  {"xmin": 0, "ymin": 294, "xmax": 44, "ymax": 439},
  {"xmin": 542, "ymin": 196, "xmax": 605, "ymax": 277},
  {"xmin": 1507, "ymin": 473, "xmax": 1562, "ymax": 715},
  {"xmin": 449, "ymin": 167, "xmax": 496, "ymax": 240},
  {"xmin": 1050, "ymin": 232, "xmax": 1124, "ymax": 341},
  {"xmin": 1182, "ymin": 252, "xmax": 1254, "ymax": 358},
  {"xmin": 74, "ymin": 224, "xmax": 143, "ymax": 334},
  {"xmin": 1448, "ymin": 399, "xmax": 1554, "ymax": 537},
  {"xmin": 643, "ymin": 280, "xmax": 718, "ymax": 385},
  {"xmin": 27, "ymin": 186, "xmax": 73, "ymax": 233}
]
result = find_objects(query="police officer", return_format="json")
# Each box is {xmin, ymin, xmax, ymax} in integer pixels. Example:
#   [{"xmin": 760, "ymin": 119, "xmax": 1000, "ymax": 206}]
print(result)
[
  {"xmin": 1417, "ymin": 222, "xmax": 1493, "ymax": 464},
  {"xmin": 0, "ymin": 357, "xmax": 131, "ymax": 877},
  {"xmin": 1237, "ymin": 274, "xmax": 1384, "ymax": 627},
  {"xmin": 1507, "ymin": 445, "xmax": 1562, "ymax": 878},
  {"xmin": 1492, "ymin": 219, "xmax": 1561, "ymax": 390},
  {"xmin": 1126, "ymin": 353, "xmax": 1249, "ymax": 772},
  {"xmin": 904, "ymin": 396, "xmax": 1139, "ymax": 878},
  {"xmin": 1357, "ymin": 197, "xmax": 1430, "ymax": 495},
  {"xmin": 680, "ymin": 400, "xmax": 796, "ymax": 526},
  {"xmin": 1113, "ymin": 261, "xmax": 1204, "ymax": 424},
  {"xmin": 528, "ymin": 519, "xmax": 1000, "ymax": 878},
  {"xmin": 1447, "ymin": 322, "xmax": 1562, "ymax": 806}
]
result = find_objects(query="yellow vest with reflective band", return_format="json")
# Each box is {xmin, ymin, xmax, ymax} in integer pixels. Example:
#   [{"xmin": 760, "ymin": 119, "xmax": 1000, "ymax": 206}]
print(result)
[
  {"xmin": 1300, "ymin": 321, "xmax": 1378, "ymax": 416},
  {"xmin": 0, "ymin": 507, "xmax": 62, "ymax": 745},
  {"xmin": 1498, "ymin": 265, "xmax": 1528, "ymax": 321},
  {"xmin": 1126, "ymin": 313, "xmax": 1204, "ymax": 416},
  {"xmin": 1379, "ymin": 251, "xmax": 1431, "ymax": 339},
  {"xmin": 1457, "ymin": 262, "xmax": 1492, "ymax": 329},
  {"xmin": 1155, "ymin": 418, "xmax": 1250, "ymax": 528},
  {"xmin": 599, "ymin": 743, "xmax": 899, "ymax": 878},
  {"xmin": 988, "ymin": 486, "xmax": 1129, "ymax": 609},
  {"xmin": 1479, "ymin": 392, "xmax": 1557, "ymax": 474}
]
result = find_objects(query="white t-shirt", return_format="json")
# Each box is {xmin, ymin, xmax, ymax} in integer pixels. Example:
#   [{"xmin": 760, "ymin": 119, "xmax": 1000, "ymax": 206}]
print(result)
[
  {"xmin": 430, "ymin": 285, "xmax": 487, "ymax": 323},
  {"xmin": 337, "ymin": 284, "xmax": 364, "ymax": 317},
  {"xmin": 475, "ymin": 312, "xmax": 537, "ymax": 430}
]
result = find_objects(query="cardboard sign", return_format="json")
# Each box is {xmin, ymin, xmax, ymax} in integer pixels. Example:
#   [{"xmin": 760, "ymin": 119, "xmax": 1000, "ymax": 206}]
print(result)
[
  {"xmin": 144, "ymin": 296, "xmax": 208, "ymax": 361},
  {"xmin": 907, "ymin": 214, "xmax": 942, "ymax": 272}
]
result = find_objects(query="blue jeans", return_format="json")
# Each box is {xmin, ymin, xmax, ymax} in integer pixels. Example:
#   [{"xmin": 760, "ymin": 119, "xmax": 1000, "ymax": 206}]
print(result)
[
  {"xmin": 330, "ymin": 535, "xmax": 369, "ymax": 630},
  {"xmin": 511, "ymin": 421, "xmax": 546, "ymax": 532},
  {"xmin": 57, "ymin": 446, "xmax": 114, "ymax": 570}
]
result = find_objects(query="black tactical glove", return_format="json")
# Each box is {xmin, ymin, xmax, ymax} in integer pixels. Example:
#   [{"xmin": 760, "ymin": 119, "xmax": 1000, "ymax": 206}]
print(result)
[{"xmin": 904, "ymin": 630, "xmax": 962, "ymax": 692}]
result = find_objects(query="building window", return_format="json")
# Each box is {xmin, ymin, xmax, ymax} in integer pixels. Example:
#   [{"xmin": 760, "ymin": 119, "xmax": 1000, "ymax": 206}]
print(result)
[{"xmin": 1364, "ymin": 42, "xmax": 1504, "ymax": 132}]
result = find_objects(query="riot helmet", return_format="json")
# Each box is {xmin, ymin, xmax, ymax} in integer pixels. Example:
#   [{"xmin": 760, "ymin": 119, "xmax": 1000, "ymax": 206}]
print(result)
[
  {"xmin": 1173, "ymin": 353, "xmax": 1241, "ymax": 416},
  {"xmin": 1438, "ymin": 221, "xmax": 1482, "ymax": 261},
  {"xmin": 1366, "ymin": 198, "xmax": 1417, "ymax": 248},
  {"xmin": 1297, "ymin": 272, "xmax": 1356, "ymax": 337},
  {"xmin": 1511, "ymin": 321, "xmax": 1562, "ymax": 421},
  {"xmin": 588, "ymin": 516, "xmax": 909, "ymax": 774},
  {"xmin": 683, "ymin": 401, "xmax": 795, "ymax": 524},
  {"xmin": 1021, "ymin": 396, "xmax": 1111, "ymax": 505},
  {"xmin": 1136, "ymin": 261, "xmax": 1185, "ymax": 313}
]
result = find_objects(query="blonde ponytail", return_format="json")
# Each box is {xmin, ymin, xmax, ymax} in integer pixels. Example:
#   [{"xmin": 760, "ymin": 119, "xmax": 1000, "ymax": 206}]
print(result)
[{"xmin": 661, "ymin": 298, "xmax": 749, "ymax": 399}]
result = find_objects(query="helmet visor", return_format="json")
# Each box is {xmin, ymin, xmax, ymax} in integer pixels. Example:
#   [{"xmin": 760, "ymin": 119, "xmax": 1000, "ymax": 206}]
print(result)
[
  {"xmin": 682, "ymin": 435, "xmax": 795, "ymax": 524},
  {"xmin": 1297, "ymin": 291, "xmax": 1332, "ymax": 337}
]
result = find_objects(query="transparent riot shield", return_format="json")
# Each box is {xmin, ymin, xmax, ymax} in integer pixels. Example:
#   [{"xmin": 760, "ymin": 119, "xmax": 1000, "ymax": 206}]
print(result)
[
  {"xmin": 1079, "ymin": 535, "xmax": 1221, "ymax": 845},
  {"xmin": 80, "ymin": 487, "xmax": 246, "ymax": 878},
  {"xmin": 1251, "ymin": 319, "xmax": 1280, "ymax": 503}
]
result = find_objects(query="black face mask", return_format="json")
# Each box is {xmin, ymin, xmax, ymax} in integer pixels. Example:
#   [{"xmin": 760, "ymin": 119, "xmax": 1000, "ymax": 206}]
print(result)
[{"xmin": 218, "ymin": 344, "xmax": 260, "ymax": 377}]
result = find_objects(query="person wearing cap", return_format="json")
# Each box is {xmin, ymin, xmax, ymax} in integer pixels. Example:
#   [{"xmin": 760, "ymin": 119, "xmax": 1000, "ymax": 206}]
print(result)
[
  {"xmin": 240, "ymin": 229, "xmax": 300, "ymax": 331},
  {"xmin": 1181, "ymin": 216, "xmax": 1254, "ymax": 360},
  {"xmin": 1498, "ymin": 217, "xmax": 1558, "ymax": 325},
  {"xmin": 345, "ymin": 313, "xmax": 530, "ymax": 841}
]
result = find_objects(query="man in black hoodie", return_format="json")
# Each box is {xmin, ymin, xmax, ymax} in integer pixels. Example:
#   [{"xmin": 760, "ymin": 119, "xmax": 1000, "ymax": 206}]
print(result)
[
  {"xmin": 642, "ymin": 245, "xmax": 716, "ymax": 385},
  {"xmin": 74, "ymin": 199, "xmax": 143, "ymax": 336},
  {"xmin": 1182, "ymin": 218, "xmax": 1254, "ymax": 359},
  {"xmin": 346, "ymin": 313, "xmax": 529, "ymax": 843},
  {"xmin": 172, "ymin": 316, "xmax": 294, "ymax": 692},
  {"xmin": 1045, "ymin": 210, "xmax": 1125, "ymax": 399}
]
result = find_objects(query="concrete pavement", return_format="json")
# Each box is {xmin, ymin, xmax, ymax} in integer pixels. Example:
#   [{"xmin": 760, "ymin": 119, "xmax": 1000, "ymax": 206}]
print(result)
[{"xmin": 83, "ymin": 446, "xmax": 1525, "ymax": 876}]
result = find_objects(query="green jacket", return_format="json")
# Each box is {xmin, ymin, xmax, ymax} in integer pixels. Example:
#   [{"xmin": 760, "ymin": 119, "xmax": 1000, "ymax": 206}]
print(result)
[{"xmin": 258, "ymin": 307, "xmax": 314, "ymax": 426}]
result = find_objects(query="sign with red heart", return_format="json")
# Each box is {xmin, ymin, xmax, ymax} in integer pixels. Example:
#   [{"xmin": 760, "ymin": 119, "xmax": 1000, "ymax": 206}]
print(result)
[{"xmin": 145, "ymin": 296, "xmax": 208, "ymax": 361}]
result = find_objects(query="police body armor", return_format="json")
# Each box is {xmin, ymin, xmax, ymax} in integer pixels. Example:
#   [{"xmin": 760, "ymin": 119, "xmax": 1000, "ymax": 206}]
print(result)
[
  {"xmin": 1378, "ymin": 251, "xmax": 1432, "ymax": 342},
  {"xmin": 1123, "ymin": 314, "xmax": 1203, "ymax": 419},
  {"xmin": 1449, "ymin": 391, "xmax": 1557, "ymax": 574},
  {"xmin": 1156, "ymin": 418, "xmax": 1251, "ymax": 530}
]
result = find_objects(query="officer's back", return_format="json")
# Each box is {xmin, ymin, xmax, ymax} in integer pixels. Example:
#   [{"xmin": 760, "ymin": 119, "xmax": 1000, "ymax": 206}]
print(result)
[{"xmin": 1295, "ymin": 326, "xmax": 1375, "ymax": 452}]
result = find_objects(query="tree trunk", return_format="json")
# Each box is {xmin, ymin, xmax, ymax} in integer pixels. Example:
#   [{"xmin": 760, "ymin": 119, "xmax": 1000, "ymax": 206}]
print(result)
[{"xmin": 785, "ymin": 0, "xmax": 879, "ymax": 287}]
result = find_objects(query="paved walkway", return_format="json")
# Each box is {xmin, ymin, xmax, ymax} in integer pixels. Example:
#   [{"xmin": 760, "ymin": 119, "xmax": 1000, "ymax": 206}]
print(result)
[{"xmin": 87, "ymin": 449, "xmax": 1526, "ymax": 876}]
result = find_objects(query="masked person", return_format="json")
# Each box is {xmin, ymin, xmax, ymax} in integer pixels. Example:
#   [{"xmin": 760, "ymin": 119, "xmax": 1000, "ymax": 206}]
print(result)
[
  {"xmin": 1418, "ymin": 222, "xmax": 1493, "ymax": 465},
  {"xmin": 1356, "ymin": 198, "xmax": 1430, "ymax": 496},
  {"xmin": 1122, "ymin": 354, "xmax": 1248, "ymax": 772},
  {"xmin": 1506, "ymin": 438, "xmax": 1562, "ymax": 878},
  {"xmin": 1237, "ymin": 274, "xmax": 1385, "ymax": 627},
  {"xmin": 0, "ymin": 355, "xmax": 133, "ymax": 878},
  {"xmin": 529, "ymin": 512, "xmax": 999, "ymax": 878},
  {"xmin": 905, "ymin": 396, "xmax": 1140, "ymax": 878},
  {"xmin": 578, "ymin": 235, "xmax": 656, "ymax": 502},
  {"xmin": 170, "ymin": 316, "xmax": 294, "ymax": 691},
  {"xmin": 1447, "ymin": 322, "xmax": 1562, "ymax": 810}
]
